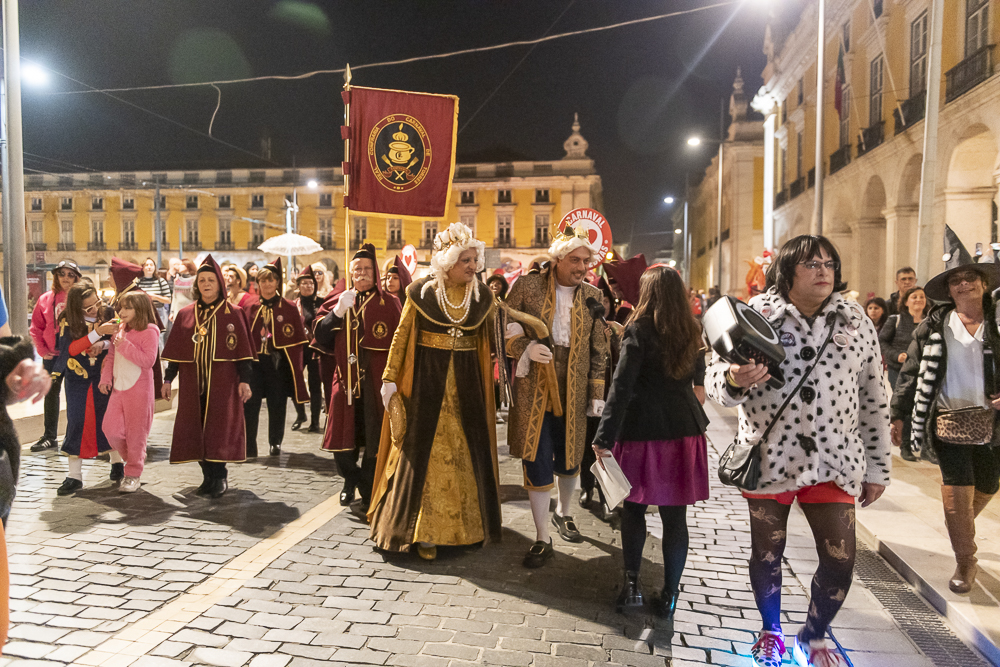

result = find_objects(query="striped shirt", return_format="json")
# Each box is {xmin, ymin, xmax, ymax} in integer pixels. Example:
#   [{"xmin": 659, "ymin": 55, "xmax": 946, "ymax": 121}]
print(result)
[{"xmin": 138, "ymin": 276, "xmax": 172, "ymax": 300}]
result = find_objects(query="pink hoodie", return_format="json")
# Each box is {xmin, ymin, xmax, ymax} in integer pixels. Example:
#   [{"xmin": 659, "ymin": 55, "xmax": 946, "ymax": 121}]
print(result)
[{"xmin": 30, "ymin": 290, "xmax": 67, "ymax": 358}]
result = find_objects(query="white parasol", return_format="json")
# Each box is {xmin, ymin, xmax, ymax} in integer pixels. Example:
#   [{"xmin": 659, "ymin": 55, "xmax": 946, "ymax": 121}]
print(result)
[{"xmin": 257, "ymin": 233, "xmax": 323, "ymax": 256}]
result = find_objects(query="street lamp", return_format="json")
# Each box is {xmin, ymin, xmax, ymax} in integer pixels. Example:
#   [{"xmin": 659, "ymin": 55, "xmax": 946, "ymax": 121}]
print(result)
[
  {"xmin": 21, "ymin": 62, "xmax": 48, "ymax": 87},
  {"xmin": 663, "ymin": 196, "xmax": 675, "ymax": 205},
  {"xmin": 687, "ymin": 136, "xmax": 702, "ymax": 147},
  {"xmin": 307, "ymin": 179, "xmax": 318, "ymax": 189}
]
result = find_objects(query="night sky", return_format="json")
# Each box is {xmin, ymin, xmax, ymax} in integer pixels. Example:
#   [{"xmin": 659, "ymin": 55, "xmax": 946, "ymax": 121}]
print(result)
[{"xmin": 19, "ymin": 0, "xmax": 772, "ymax": 259}]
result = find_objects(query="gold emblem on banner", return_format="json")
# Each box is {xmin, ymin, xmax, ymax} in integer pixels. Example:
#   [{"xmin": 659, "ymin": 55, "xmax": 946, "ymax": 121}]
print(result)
[
  {"xmin": 373, "ymin": 321, "xmax": 388, "ymax": 339},
  {"xmin": 368, "ymin": 116, "xmax": 431, "ymax": 192},
  {"xmin": 226, "ymin": 333, "xmax": 238, "ymax": 351}
]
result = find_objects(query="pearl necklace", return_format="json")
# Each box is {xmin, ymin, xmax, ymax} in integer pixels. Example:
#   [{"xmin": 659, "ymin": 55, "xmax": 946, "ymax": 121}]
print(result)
[{"xmin": 437, "ymin": 280, "xmax": 474, "ymax": 325}]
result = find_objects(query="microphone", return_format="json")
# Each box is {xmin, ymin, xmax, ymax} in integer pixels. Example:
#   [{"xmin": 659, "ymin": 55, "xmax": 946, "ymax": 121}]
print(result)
[{"xmin": 585, "ymin": 296, "xmax": 607, "ymax": 323}]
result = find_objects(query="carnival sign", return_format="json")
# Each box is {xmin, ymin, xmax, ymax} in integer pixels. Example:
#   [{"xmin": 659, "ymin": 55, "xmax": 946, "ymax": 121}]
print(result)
[{"xmin": 556, "ymin": 208, "xmax": 613, "ymax": 269}]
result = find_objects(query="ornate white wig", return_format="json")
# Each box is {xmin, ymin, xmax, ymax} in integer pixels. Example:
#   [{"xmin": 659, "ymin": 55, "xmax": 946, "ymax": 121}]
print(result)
[
  {"xmin": 421, "ymin": 222, "xmax": 487, "ymax": 299},
  {"xmin": 548, "ymin": 229, "xmax": 596, "ymax": 263}
]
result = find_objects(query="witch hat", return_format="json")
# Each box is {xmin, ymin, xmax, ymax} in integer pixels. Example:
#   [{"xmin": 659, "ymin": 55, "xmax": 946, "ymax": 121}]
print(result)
[{"xmin": 925, "ymin": 225, "xmax": 999, "ymax": 301}]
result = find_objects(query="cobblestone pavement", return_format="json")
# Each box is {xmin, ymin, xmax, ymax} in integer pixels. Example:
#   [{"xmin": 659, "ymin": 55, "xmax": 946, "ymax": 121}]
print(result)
[{"xmin": 0, "ymin": 404, "xmax": 968, "ymax": 667}]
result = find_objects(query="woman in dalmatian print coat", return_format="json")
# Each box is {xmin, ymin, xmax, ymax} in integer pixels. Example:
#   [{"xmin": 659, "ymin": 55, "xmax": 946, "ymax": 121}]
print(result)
[{"xmin": 707, "ymin": 235, "xmax": 891, "ymax": 667}]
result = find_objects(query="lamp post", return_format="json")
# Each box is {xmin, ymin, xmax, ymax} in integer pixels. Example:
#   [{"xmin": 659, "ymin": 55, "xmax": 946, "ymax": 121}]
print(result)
[
  {"xmin": 1, "ymin": 0, "xmax": 28, "ymax": 334},
  {"xmin": 812, "ymin": 0, "xmax": 826, "ymax": 234}
]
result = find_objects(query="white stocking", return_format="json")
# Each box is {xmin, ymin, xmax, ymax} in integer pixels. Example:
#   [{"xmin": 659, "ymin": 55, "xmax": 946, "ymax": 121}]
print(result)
[
  {"xmin": 528, "ymin": 490, "xmax": 551, "ymax": 542},
  {"xmin": 555, "ymin": 475, "xmax": 580, "ymax": 518},
  {"xmin": 67, "ymin": 456, "xmax": 83, "ymax": 481},
  {"xmin": 109, "ymin": 450, "xmax": 123, "ymax": 464}
]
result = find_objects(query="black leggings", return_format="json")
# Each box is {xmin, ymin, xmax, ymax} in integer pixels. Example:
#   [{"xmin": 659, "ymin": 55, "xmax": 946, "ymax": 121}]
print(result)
[
  {"xmin": 747, "ymin": 499, "xmax": 856, "ymax": 641},
  {"xmin": 620, "ymin": 502, "xmax": 688, "ymax": 595},
  {"xmin": 936, "ymin": 441, "xmax": 1000, "ymax": 494}
]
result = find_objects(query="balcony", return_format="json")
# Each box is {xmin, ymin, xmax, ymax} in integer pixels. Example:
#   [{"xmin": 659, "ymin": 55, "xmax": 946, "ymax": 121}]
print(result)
[
  {"xmin": 857, "ymin": 121, "xmax": 884, "ymax": 157},
  {"xmin": 830, "ymin": 144, "xmax": 852, "ymax": 174},
  {"xmin": 183, "ymin": 241, "xmax": 203, "ymax": 251},
  {"xmin": 494, "ymin": 237, "xmax": 513, "ymax": 248},
  {"xmin": 418, "ymin": 238, "xmax": 434, "ymax": 250},
  {"xmin": 26, "ymin": 242, "xmax": 47, "ymax": 251},
  {"xmin": 57, "ymin": 242, "xmax": 76, "ymax": 252},
  {"xmin": 87, "ymin": 241, "xmax": 106, "ymax": 251},
  {"xmin": 319, "ymin": 239, "xmax": 336, "ymax": 250},
  {"xmin": 149, "ymin": 242, "xmax": 170, "ymax": 251},
  {"xmin": 774, "ymin": 189, "xmax": 789, "ymax": 209},
  {"xmin": 118, "ymin": 242, "xmax": 138, "ymax": 251},
  {"xmin": 531, "ymin": 234, "xmax": 550, "ymax": 249},
  {"xmin": 893, "ymin": 93, "xmax": 926, "ymax": 135},
  {"xmin": 387, "ymin": 239, "xmax": 404, "ymax": 250},
  {"xmin": 248, "ymin": 240, "xmax": 264, "ymax": 250},
  {"xmin": 789, "ymin": 177, "xmax": 806, "ymax": 199},
  {"xmin": 215, "ymin": 241, "xmax": 235, "ymax": 251},
  {"xmin": 946, "ymin": 45, "xmax": 994, "ymax": 103}
]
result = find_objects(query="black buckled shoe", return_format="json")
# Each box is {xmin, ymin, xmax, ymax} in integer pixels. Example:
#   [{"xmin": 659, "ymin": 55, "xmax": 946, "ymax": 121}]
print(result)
[
  {"xmin": 269, "ymin": 444, "xmax": 281, "ymax": 456},
  {"xmin": 307, "ymin": 422, "xmax": 322, "ymax": 434},
  {"xmin": 340, "ymin": 487, "xmax": 356, "ymax": 506},
  {"xmin": 291, "ymin": 418, "xmax": 305, "ymax": 431},
  {"xmin": 109, "ymin": 462, "xmax": 125, "ymax": 483},
  {"xmin": 56, "ymin": 477, "xmax": 83, "ymax": 496},
  {"xmin": 30, "ymin": 437, "xmax": 56, "ymax": 452},
  {"xmin": 650, "ymin": 589, "xmax": 679, "ymax": 619},
  {"xmin": 210, "ymin": 478, "xmax": 228, "ymax": 499},
  {"xmin": 615, "ymin": 571, "xmax": 644, "ymax": 613},
  {"xmin": 579, "ymin": 488, "xmax": 593, "ymax": 509},
  {"xmin": 552, "ymin": 514, "xmax": 583, "ymax": 543},
  {"xmin": 522, "ymin": 539, "xmax": 554, "ymax": 569},
  {"xmin": 246, "ymin": 443, "xmax": 258, "ymax": 459},
  {"xmin": 195, "ymin": 477, "xmax": 212, "ymax": 496}
]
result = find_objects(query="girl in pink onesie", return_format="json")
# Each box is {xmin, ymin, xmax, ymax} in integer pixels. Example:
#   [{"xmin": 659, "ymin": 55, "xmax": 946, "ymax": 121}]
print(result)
[{"xmin": 99, "ymin": 292, "xmax": 160, "ymax": 493}]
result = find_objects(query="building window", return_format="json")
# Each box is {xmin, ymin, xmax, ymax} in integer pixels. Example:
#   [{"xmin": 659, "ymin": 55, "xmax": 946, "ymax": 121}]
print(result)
[
  {"xmin": 319, "ymin": 193, "xmax": 332, "ymax": 207},
  {"xmin": 91, "ymin": 219, "xmax": 104, "ymax": 244},
  {"xmin": 91, "ymin": 197, "xmax": 103, "ymax": 211},
  {"xmin": 353, "ymin": 217, "xmax": 367, "ymax": 243},
  {"xmin": 122, "ymin": 197, "xmax": 135, "ymax": 210},
  {"xmin": 31, "ymin": 219, "xmax": 43, "ymax": 245},
  {"xmin": 839, "ymin": 87, "xmax": 851, "ymax": 147},
  {"xmin": 319, "ymin": 217, "xmax": 333, "ymax": 247},
  {"xmin": 535, "ymin": 189, "xmax": 550, "ymax": 203},
  {"xmin": 910, "ymin": 12, "xmax": 929, "ymax": 96},
  {"xmin": 155, "ymin": 195, "xmax": 166, "ymax": 210},
  {"xmin": 30, "ymin": 197, "xmax": 42, "ymax": 211},
  {"xmin": 460, "ymin": 214, "xmax": 476, "ymax": 236},
  {"xmin": 251, "ymin": 194, "xmax": 265, "ymax": 208},
  {"xmin": 422, "ymin": 220, "xmax": 438, "ymax": 246},
  {"xmin": 497, "ymin": 214, "xmax": 512, "ymax": 244},
  {"xmin": 534, "ymin": 214, "xmax": 550, "ymax": 246},
  {"xmin": 497, "ymin": 190, "xmax": 512, "ymax": 204},
  {"xmin": 796, "ymin": 131, "xmax": 803, "ymax": 179},
  {"xmin": 186, "ymin": 219, "xmax": 199, "ymax": 245},
  {"xmin": 966, "ymin": 0, "xmax": 989, "ymax": 57},
  {"xmin": 388, "ymin": 218, "xmax": 403, "ymax": 244},
  {"xmin": 797, "ymin": 78, "xmax": 804, "ymax": 106},
  {"xmin": 869, "ymin": 56, "xmax": 883, "ymax": 127},
  {"xmin": 60, "ymin": 218, "xmax": 73, "ymax": 245},
  {"xmin": 218, "ymin": 195, "xmax": 231, "ymax": 209},
  {"xmin": 779, "ymin": 146, "xmax": 787, "ymax": 191},
  {"xmin": 252, "ymin": 221, "xmax": 265, "ymax": 245},
  {"xmin": 219, "ymin": 218, "xmax": 231, "ymax": 244},
  {"xmin": 460, "ymin": 191, "xmax": 475, "ymax": 205},
  {"xmin": 186, "ymin": 195, "xmax": 198, "ymax": 209},
  {"xmin": 843, "ymin": 20, "xmax": 851, "ymax": 53},
  {"xmin": 122, "ymin": 219, "xmax": 135, "ymax": 245}
]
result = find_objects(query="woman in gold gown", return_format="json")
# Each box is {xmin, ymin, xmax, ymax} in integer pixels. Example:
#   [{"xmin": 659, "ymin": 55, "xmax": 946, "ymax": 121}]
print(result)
[{"xmin": 370, "ymin": 223, "xmax": 502, "ymax": 560}]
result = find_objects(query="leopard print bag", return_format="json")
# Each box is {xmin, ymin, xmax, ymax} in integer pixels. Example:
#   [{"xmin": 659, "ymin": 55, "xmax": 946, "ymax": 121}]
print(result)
[{"xmin": 936, "ymin": 406, "xmax": 995, "ymax": 445}]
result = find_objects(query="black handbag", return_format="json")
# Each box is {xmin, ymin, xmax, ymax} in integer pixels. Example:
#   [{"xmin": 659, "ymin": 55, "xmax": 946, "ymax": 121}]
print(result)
[{"xmin": 719, "ymin": 313, "xmax": 838, "ymax": 491}]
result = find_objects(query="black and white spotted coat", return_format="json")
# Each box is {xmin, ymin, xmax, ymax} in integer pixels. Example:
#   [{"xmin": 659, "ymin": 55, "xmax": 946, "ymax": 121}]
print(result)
[{"xmin": 706, "ymin": 288, "xmax": 892, "ymax": 496}]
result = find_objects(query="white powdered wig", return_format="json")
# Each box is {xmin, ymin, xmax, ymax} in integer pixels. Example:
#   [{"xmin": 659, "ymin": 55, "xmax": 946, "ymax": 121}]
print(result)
[
  {"xmin": 421, "ymin": 222, "xmax": 487, "ymax": 300},
  {"xmin": 548, "ymin": 234, "xmax": 595, "ymax": 262}
]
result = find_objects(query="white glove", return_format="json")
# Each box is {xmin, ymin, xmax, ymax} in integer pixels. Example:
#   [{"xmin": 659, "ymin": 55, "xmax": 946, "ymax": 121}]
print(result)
[
  {"xmin": 333, "ymin": 289, "xmax": 357, "ymax": 318},
  {"xmin": 526, "ymin": 341, "xmax": 552, "ymax": 364},
  {"xmin": 586, "ymin": 399, "xmax": 605, "ymax": 417},
  {"xmin": 505, "ymin": 322, "xmax": 525, "ymax": 340},
  {"xmin": 381, "ymin": 382, "xmax": 397, "ymax": 410}
]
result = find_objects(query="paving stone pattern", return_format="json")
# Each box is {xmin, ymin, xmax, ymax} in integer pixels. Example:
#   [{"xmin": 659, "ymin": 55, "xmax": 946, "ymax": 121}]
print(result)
[{"xmin": 0, "ymin": 407, "xmax": 946, "ymax": 666}]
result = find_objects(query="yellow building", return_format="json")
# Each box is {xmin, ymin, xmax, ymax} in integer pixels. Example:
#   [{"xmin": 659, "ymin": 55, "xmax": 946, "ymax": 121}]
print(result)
[
  {"xmin": 753, "ymin": 0, "xmax": 1000, "ymax": 299},
  {"xmin": 7, "ymin": 116, "xmax": 602, "ymax": 289}
]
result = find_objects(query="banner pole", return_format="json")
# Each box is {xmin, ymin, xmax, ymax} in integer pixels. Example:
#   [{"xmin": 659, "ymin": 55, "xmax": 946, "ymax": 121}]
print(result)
[{"xmin": 343, "ymin": 64, "xmax": 353, "ymax": 406}]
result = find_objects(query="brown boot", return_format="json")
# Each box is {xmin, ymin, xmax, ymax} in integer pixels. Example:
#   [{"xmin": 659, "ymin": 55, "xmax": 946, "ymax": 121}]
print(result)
[
  {"xmin": 974, "ymin": 490, "xmax": 994, "ymax": 518},
  {"xmin": 941, "ymin": 485, "xmax": 978, "ymax": 594}
]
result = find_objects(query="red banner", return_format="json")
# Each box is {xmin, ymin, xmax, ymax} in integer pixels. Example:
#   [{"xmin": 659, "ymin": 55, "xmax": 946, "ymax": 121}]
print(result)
[{"xmin": 342, "ymin": 86, "xmax": 458, "ymax": 219}]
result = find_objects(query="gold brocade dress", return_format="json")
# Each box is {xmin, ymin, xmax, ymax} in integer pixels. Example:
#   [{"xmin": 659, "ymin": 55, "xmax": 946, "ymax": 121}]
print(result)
[{"xmin": 369, "ymin": 277, "xmax": 502, "ymax": 552}]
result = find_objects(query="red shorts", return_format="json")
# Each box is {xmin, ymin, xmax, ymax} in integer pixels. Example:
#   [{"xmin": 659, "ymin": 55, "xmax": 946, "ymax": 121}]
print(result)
[{"xmin": 742, "ymin": 481, "xmax": 854, "ymax": 505}]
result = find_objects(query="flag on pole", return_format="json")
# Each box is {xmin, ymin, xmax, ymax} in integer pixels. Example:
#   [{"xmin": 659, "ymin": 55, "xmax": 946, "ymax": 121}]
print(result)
[
  {"xmin": 341, "ymin": 86, "xmax": 459, "ymax": 219},
  {"xmin": 834, "ymin": 44, "xmax": 846, "ymax": 117}
]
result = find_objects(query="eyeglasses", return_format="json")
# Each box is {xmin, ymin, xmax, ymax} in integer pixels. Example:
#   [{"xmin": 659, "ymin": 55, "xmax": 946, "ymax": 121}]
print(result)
[
  {"xmin": 948, "ymin": 271, "xmax": 981, "ymax": 286},
  {"xmin": 314, "ymin": 270, "xmax": 324, "ymax": 276},
  {"xmin": 83, "ymin": 299, "xmax": 104, "ymax": 314},
  {"xmin": 798, "ymin": 260, "xmax": 839, "ymax": 272},
  {"xmin": 56, "ymin": 271, "xmax": 76, "ymax": 279}
]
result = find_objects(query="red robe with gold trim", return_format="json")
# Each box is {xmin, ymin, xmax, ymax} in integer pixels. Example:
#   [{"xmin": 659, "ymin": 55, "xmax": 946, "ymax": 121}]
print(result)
[{"xmin": 244, "ymin": 297, "xmax": 309, "ymax": 404}]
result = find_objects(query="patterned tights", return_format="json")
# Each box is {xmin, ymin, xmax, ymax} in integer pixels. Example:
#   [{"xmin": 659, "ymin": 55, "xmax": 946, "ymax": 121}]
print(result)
[{"xmin": 746, "ymin": 499, "xmax": 856, "ymax": 642}]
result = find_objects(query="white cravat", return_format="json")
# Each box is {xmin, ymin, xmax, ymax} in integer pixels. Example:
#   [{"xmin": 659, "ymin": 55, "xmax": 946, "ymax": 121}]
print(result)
[{"xmin": 551, "ymin": 283, "xmax": 575, "ymax": 347}]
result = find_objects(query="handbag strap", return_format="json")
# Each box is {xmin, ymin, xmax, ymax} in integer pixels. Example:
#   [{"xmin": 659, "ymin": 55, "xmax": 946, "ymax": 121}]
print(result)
[{"xmin": 758, "ymin": 312, "xmax": 838, "ymax": 444}]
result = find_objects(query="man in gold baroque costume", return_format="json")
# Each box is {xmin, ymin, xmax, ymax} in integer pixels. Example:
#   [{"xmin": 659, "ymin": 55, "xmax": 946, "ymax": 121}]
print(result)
[
  {"xmin": 369, "ymin": 223, "xmax": 502, "ymax": 561},
  {"xmin": 505, "ymin": 230, "xmax": 608, "ymax": 568}
]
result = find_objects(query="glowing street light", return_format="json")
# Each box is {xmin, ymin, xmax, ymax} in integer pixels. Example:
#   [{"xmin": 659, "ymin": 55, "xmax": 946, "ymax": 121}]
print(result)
[
  {"xmin": 674, "ymin": 228, "xmax": 682, "ymax": 234},
  {"xmin": 687, "ymin": 136, "xmax": 702, "ymax": 147},
  {"xmin": 307, "ymin": 179, "xmax": 318, "ymax": 189},
  {"xmin": 663, "ymin": 196, "xmax": 675, "ymax": 205},
  {"xmin": 21, "ymin": 62, "xmax": 49, "ymax": 87}
]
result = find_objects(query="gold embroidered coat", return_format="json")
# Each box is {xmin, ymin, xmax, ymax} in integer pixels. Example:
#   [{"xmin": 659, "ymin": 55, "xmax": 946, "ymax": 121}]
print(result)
[{"xmin": 505, "ymin": 269, "xmax": 608, "ymax": 469}]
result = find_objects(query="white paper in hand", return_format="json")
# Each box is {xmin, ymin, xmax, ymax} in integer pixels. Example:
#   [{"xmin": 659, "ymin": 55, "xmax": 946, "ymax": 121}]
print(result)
[{"xmin": 590, "ymin": 456, "xmax": 632, "ymax": 511}]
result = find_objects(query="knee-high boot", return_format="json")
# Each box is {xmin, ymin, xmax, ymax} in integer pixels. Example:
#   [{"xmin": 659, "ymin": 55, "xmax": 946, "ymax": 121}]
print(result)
[
  {"xmin": 974, "ymin": 490, "xmax": 994, "ymax": 518},
  {"xmin": 941, "ymin": 485, "xmax": 978, "ymax": 594}
]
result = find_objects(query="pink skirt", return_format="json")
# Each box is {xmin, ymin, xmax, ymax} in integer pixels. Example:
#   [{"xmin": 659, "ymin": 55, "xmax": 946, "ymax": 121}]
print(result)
[{"xmin": 612, "ymin": 435, "xmax": 709, "ymax": 506}]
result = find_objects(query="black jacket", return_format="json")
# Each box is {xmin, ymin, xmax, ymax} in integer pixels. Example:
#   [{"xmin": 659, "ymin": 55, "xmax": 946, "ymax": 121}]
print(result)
[{"xmin": 592, "ymin": 317, "xmax": 708, "ymax": 447}]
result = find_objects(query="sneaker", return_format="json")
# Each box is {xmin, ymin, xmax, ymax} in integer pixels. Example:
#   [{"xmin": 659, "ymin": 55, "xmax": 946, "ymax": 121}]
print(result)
[
  {"xmin": 30, "ymin": 437, "xmax": 56, "ymax": 452},
  {"xmin": 751, "ymin": 630, "xmax": 786, "ymax": 667},
  {"xmin": 120, "ymin": 477, "xmax": 141, "ymax": 493},
  {"xmin": 792, "ymin": 636, "xmax": 847, "ymax": 667}
]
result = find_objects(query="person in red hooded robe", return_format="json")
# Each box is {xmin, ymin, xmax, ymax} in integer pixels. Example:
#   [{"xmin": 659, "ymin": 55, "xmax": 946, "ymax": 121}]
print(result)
[
  {"xmin": 314, "ymin": 243, "xmax": 401, "ymax": 510},
  {"xmin": 242, "ymin": 258, "xmax": 309, "ymax": 457},
  {"xmin": 161, "ymin": 255, "xmax": 256, "ymax": 498},
  {"xmin": 604, "ymin": 254, "xmax": 647, "ymax": 325},
  {"xmin": 294, "ymin": 265, "xmax": 325, "ymax": 433},
  {"xmin": 382, "ymin": 255, "xmax": 413, "ymax": 309}
]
